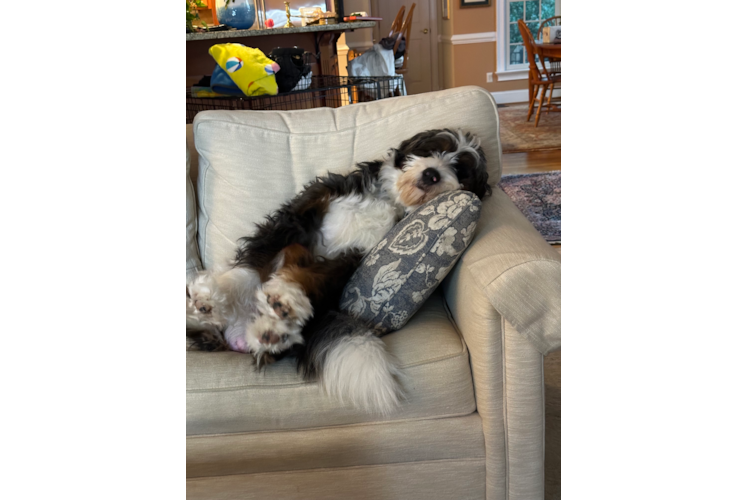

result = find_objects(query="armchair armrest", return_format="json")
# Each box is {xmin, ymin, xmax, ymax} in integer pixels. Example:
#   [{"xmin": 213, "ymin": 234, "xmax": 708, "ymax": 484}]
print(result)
[
  {"xmin": 448, "ymin": 189, "xmax": 561, "ymax": 355},
  {"xmin": 441, "ymin": 189, "xmax": 560, "ymax": 500}
]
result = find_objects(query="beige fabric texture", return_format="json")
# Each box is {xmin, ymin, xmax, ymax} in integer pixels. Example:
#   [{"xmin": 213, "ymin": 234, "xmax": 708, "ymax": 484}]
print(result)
[
  {"xmin": 186, "ymin": 87, "xmax": 560, "ymax": 499},
  {"xmin": 191, "ymin": 86, "xmax": 501, "ymax": 270},
  {"xmin": 186, "ymin": 124, "xmax": 199, "ymax": 186},
  {"xmin": 443, "ymin": 190, "xmax": 557, "ymax": 500},
  {"xmin": 456, "ymin": 190, "xmax": 561, "ymax": 355},
  {"xmin": 186, "ymin": 143, "xmax": 202, "ymax": 280},
  {"xmin": 187, "ymin": 413, "xmax": 484, "ymax": 477},
  {"xmin": 187, "ymin": 292, "xmax": 476, "ymax": 435},
  {"xmin": 187, "ymin": 458, "xmax": 486, "ymax": 500}
]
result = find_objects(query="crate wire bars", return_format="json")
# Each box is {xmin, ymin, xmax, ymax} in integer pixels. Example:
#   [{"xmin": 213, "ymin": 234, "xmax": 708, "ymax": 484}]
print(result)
[{"xmin": 187, "ymin": 75, "xmax": 406, "ymax": 123}]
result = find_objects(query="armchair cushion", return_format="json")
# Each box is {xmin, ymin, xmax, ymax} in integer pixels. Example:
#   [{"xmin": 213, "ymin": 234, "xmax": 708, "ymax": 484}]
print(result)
[
  {"xmin": 186, "ymin": 292, "xmax": 476, "ymax": 436},
  {"xmin": 341, "ymin": 191, "xmax": 481, "ymax": 332}
]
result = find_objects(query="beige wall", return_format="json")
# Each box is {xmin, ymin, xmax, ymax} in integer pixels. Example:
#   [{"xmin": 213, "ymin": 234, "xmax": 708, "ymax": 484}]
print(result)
[
  {"xmin": 439, "ymin": 0, "xmax": 528, "ymax": 101},
  {"xmin": 453, "ymin": 4, "xmax": 496, "ymax": 34},
  {"xmin": 453, "ymin": 43, "xmax": 525, "ymax": 93}
]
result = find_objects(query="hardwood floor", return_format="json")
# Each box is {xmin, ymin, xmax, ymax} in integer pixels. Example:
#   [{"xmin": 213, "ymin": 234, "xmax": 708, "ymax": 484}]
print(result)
[{"xmin": 501, "ymin": 149, "xmax": 561, "ymax": 176}]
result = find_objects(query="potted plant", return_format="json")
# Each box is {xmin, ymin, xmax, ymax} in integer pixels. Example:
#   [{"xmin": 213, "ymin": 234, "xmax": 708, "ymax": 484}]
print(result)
[{"xmin": 186, "ymin": 0, "xmax": 208, "ymax": 32}]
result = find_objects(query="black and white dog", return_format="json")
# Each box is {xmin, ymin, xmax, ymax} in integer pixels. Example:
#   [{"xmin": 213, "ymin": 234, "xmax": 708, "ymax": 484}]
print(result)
[{"xmin": 186, "ymin": 128, "xmax": 490, "ymax": 413}]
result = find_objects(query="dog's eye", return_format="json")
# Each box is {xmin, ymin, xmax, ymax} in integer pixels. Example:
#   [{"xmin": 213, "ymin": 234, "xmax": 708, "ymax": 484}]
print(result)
[
  {"xmin": 282, "ymin": 311, "xmax": 289, "ymax": 318},
  {"xmin": 281, "ymin": 334, "xmax": 289, "ymax": 343}
]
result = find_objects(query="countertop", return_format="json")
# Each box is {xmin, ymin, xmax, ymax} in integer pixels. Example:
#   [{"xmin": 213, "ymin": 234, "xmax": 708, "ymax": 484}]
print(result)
[{"xmin": 186, "ymin": 21, "xmax": 377, "ymax": 41}]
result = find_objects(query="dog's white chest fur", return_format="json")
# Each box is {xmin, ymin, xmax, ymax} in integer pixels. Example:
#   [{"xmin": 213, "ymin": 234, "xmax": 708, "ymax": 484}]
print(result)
[{"xmin": 315, "ymin": 193, "xmax": 398, "ymax": 258}]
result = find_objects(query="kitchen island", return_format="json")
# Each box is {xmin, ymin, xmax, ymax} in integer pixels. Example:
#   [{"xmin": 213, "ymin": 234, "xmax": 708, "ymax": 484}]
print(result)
[{"xmin": 186, "ymin": 21, "xmax": 377, "ymax": 80}]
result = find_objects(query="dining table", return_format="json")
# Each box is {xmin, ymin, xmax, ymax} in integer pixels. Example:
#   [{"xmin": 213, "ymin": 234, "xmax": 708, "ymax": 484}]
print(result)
[{"xmin": 534, "ymin": 42, "xmax": 561, "ymax": 59}]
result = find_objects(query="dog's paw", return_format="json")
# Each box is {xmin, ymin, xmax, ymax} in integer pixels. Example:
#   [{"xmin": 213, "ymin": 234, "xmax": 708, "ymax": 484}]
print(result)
[
  {"xmin": 187, "ymin": 275, "xmax": 216, "ymax": 314},
  {"xmin": 187, "ymin": 284, "xmax": 214, "ymax": 315},
  {"xmin": 266, "ymin": 293, "xmax": 292, "ymax": 320},
  {"xmin": 261, "ymin": 276, "xmax": 313, "ymax": 325}
]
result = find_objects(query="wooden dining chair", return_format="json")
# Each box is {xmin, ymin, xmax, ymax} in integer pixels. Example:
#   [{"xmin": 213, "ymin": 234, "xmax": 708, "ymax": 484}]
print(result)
[
  {"xmin": 393, "ymin": 4, "xmax": 415, "ymax": 73},
  {"xmin": 537, "ymin": 15, "xmax": 561, "ymax": 39},
  {"xmin": 537, "ymin": 16, "xmax": 561, "ymax": 78},
  {"xmin": 388, "ymin": 6, "xmax": 406, "ymax": 38},
  {"xmin": 518, "ymin": 19, "xmax": 560, "ymax": 127}
]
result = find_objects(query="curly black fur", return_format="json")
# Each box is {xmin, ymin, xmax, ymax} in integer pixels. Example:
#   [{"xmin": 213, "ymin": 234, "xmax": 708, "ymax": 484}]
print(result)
[{"xmin": 233, "ymin": 163, "xmax": 382, "ymax": 280}]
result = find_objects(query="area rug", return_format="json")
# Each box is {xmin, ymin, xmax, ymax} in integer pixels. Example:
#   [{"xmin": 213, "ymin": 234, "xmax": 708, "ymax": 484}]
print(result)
[
  {"xmin": 499, "ymin": 171, "xmax": 561, "ymax": 244},
  {"xmin": 498, "ymin": 103, "xmax": 561, "ymax": 153}
]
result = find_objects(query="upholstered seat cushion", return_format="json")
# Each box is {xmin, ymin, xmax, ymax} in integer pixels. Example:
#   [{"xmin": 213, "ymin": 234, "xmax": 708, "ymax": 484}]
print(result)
[{"xmin": 186, "ymin": 291, "xmax": 475, "ymax": 435}]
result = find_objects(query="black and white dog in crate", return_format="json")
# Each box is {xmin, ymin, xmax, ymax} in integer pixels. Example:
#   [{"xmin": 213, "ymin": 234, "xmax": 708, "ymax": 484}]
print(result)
[{"xmin": 186, "ymin": 128, "xmax": 490, "ymax": 413}]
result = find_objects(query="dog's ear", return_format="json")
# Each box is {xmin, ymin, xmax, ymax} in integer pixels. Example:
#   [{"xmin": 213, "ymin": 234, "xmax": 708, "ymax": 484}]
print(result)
[
  {"xmin": 474, "ymin": 169, "xmax": 491, "ymax": 199},
  {"xmin": 393, "ymin": 148, "xmax": 408, "ymax": 169}
]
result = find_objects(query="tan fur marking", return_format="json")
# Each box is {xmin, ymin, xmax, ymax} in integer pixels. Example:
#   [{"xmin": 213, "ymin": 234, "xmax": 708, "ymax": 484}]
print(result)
[{"xmin": 396, "ymin": 170, "xmax": 427, "ymax": 207}]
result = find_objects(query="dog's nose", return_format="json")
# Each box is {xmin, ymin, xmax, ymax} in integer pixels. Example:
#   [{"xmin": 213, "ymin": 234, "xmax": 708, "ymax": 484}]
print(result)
[
  {"xmin": 422, "ymin": 168, "xmax": 440, "ymax": 186},
  {"xmin": 260, "ymin": 332, "xmax": 280, "ymax": 344}
]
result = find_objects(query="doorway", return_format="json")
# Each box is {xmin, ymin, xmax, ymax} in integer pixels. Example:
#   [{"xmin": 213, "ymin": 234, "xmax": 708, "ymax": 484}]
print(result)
[{"xmin": 371, "ymin": 0, "xmax": 439, "ymax": 94}]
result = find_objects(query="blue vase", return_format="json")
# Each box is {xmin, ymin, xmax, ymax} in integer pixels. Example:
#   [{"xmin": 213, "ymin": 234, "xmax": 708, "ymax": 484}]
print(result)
[{"xmin": 217, "ymin": 0, "xmax": 256, "ymax": 30}]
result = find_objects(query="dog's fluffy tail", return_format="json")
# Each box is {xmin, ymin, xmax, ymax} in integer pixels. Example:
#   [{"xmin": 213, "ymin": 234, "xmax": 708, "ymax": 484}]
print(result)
[{"xmin": 299, "ymin": 311, "xmax": 403, "ymax": 414}]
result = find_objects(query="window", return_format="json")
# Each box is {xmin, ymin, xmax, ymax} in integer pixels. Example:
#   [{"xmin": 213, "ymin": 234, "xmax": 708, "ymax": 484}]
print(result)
[{"xmin": 507, "ymin": 0, "xmax": 556, "ymax": 68}]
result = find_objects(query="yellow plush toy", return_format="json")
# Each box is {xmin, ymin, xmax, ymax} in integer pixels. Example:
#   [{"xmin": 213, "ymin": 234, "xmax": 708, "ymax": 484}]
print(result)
[{"xmin": 208, "ymin": 43, "xmax": 281, "ymax": 97}]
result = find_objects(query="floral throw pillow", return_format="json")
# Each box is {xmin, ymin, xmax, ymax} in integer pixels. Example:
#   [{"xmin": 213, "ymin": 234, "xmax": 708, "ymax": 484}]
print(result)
[{"xmin": 340, "ymin": 191, "xmax": 482, "ymax": 333}]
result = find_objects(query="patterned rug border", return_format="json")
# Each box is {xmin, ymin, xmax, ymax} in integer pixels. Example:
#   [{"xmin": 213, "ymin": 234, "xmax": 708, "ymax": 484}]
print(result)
[
  {"xmin": 502, "ymin": 145, "xmax": 561, "ymax": 154},
  {"xmin": 500, "ymin": 171, "xmax": 561, "ymax": 180},
  {"xmin": 497, "ymin": 170, "xmax": 562, "ymax": 245}
]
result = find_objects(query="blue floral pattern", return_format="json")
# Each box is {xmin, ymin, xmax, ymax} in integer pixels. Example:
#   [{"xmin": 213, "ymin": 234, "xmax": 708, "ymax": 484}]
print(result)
[{"xmin": 340, "ymin": 191, "xmax": 482, "ymax": 333}]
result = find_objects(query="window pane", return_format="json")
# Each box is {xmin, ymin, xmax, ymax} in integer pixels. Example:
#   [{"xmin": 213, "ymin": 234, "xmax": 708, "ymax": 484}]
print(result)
[
  {"xmin": 525, "ymin": 1, "xmax": 539, "ymax": 21},
  {"xmin": 509, "ymin": 44, "xmax": 525, "ymax": 65},
  {"xmin": 510, "ymin": 23, "xmax": 522, "ymax": 43},
  {"xmin": 509, "ymin": 1, "xmax": 524, "ymax": 23},
  {"xmin": 526, "ymin": 21, "xmax": 540, "ymax": 39},
  {"xmin": 541, "ymin": 0, "xmax": 556, "ymax": 21}
]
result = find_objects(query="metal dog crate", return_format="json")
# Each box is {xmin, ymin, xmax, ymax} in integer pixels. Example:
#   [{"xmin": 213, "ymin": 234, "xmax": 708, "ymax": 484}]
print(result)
[{"xmin": 186, "ymin": 75, "xmax": 405, "ymax": 124}]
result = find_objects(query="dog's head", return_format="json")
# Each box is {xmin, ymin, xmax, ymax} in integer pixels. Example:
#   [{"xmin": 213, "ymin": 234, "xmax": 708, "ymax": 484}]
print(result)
[{"xmin": 385, "ymin": 128, "xmax": 491, "ymax": 209}]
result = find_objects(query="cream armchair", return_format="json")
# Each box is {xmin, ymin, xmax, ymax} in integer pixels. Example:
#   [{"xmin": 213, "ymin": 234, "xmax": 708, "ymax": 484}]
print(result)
[{"xmin": 185, "ymin": 86, "xmax": 560, "ymax": 500}]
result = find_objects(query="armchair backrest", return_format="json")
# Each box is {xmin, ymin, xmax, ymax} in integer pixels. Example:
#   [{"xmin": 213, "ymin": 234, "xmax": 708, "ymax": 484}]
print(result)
[{"xmin": 190, "ymin": 86, "xmax": 502, "ymax": 269}]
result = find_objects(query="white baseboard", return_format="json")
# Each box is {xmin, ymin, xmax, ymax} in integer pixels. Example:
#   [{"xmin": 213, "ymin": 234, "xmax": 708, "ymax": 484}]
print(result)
[
  {"xmin": 439, "ymin": 32, "xmax": 497, "ymax": 45},
  {"xmin": 492, "ymin": 88, "xmax": 561, "ymax": 104}
]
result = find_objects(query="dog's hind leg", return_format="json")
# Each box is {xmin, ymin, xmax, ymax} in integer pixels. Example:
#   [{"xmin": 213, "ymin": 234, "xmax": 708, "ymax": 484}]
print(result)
[{"xmin": 187, "ymin": 267, "xmax": 261, "ymax": 326}]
